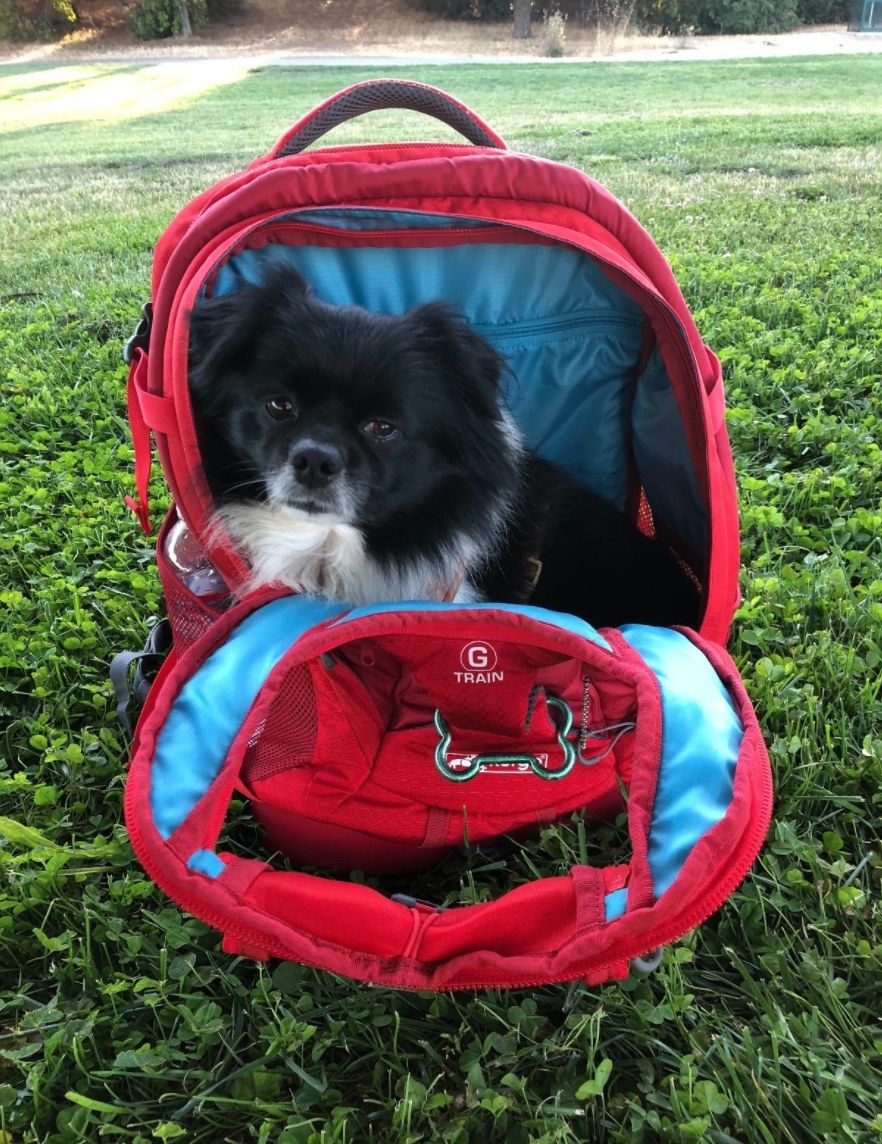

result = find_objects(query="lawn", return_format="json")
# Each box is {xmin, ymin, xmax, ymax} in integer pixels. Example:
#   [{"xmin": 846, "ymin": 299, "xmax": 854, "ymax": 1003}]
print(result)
[{"xmin": 1, "ymin": 55, "xmax": 881, "ymax": 1143}]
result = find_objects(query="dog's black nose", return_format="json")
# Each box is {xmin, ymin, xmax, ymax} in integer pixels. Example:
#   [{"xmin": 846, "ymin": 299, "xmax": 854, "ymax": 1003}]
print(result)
[{"xmin": 290, "ymin": 442, "xmax": 344, "ymax": 489}]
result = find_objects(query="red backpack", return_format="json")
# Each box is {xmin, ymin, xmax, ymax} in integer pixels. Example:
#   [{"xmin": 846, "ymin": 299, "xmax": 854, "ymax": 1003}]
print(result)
[{"xmin": 120, "ymin": 79, "xmax": 771, "ymax": 989}]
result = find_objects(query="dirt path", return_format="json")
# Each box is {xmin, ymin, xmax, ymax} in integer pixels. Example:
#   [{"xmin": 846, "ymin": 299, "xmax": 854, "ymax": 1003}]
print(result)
[{"xmin": 2, "ymin": 0, "xmax": 881, "ymax": 69}]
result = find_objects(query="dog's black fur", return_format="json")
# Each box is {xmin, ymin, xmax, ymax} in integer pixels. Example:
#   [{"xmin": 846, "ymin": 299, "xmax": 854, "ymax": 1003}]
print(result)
[{"xmin": 188, "ymin": 265, "xmax": 699, "ymax": 628}]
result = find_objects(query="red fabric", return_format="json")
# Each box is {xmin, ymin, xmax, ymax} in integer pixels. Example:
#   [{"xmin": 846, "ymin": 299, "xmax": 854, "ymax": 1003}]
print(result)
[
  {"xmin": 124, "ymin": 350, "xmax": 153, "ymax": 534},
  {"xmin": 124, "ymin": 598, "xmax": 773, "ymax": 990},
  {"xmin": 121, "ymin": 82, "xmax": 763, "ymax": 989}
]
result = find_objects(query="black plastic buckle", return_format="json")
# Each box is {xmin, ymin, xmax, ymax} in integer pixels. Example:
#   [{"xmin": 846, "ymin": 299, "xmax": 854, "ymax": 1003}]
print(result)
[
  {"xmin": 109, "ymin": 618, "xmax": 173, "ymax": 740},
  {"xmin": 123, "ymin": 302, "xmax": 153, "ymax": 365}
]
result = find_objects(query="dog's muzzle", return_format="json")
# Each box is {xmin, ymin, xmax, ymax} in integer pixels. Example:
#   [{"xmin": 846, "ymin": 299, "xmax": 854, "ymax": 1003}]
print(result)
[
  {"xmin": 266, "ymin": 447, "xmax": 360, "ymax": 522},
  {"xmin": 290, "ymin": 442, "xmax": 345, "ymax": 491}
]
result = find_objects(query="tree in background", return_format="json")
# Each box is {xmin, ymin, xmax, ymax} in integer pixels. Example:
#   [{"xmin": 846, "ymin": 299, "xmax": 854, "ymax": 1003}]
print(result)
[
  {"xmin": 0, "ymin": 0, "xmax": 77, "ymax": 38},
  {"xmin": 634, "ymin": 0, "xmax": 847, "ymax": 31},
  {"xmin": 1, "ymin": 0, "xmax": 853, "ymax": 43},
  {"xmin": 513, "ymin": 0, "xmax": 532, "ymax": 36}
]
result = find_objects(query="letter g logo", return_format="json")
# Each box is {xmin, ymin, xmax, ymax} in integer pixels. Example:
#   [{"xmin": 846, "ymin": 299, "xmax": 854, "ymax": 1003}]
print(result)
[{"xmin": 460, "ymin": 642, "xmax": 498, "ymax": 671}]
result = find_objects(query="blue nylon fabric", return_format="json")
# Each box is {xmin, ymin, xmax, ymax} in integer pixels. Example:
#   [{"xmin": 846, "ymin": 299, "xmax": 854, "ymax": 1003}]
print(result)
[
  {"xmin": 631, "ymin": 345, "xmax": 708, "ymax": 558},
  {"xmin": 187, "ymin": 849, "xmax": 225, "ymax": 877},
  {"xmin": 604, "ymin": 887, "xmax": 628, "ymax": 921},
  {"xmin": 619, "ymin": 625, "xmax": 742, "ymax": 899},
  {"xmin": 276, "ymin": 207, "xmax": 493, "ymax": 232},
  {"xmin": 214, "ymin": 232, "xmax": 643, "ymax": 507},
  {"xmin": 151, "ymin": 597, "xmax": 343, "ymax": 839},
  {"xmin": 333, "ymin": 600, "xmax": 612, "ymax": 651},
  {"xmin": 212, "ymin": 208, "xmax": 708, "ymax": 540}
]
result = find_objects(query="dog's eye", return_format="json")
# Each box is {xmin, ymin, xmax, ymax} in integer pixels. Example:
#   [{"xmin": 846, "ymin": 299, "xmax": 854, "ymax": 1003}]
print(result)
[
  {"xmin": 265, "ymin": 398, "xmax": 296, "ymax": 421},
  {"xmin": 364, "ymin": 420, "xmax": 400, "ymax": 442}
]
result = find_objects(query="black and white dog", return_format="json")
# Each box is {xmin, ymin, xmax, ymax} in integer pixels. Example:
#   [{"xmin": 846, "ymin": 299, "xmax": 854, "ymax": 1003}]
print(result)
[{"xmin": 187, "ymin": 264, "xmax": 699, "ymax": 628}]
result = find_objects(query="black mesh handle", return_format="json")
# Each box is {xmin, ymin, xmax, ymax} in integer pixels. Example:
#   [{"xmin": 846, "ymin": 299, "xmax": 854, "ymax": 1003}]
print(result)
[{"xmin": 273, "ymin": 79, "xmax": 506, "ymax": 157}]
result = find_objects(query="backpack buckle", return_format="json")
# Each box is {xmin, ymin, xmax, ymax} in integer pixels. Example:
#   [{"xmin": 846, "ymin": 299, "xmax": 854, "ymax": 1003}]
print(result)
[{"xmin": 123, "ymin": 302, "xmax": 153, "ymax": 364}]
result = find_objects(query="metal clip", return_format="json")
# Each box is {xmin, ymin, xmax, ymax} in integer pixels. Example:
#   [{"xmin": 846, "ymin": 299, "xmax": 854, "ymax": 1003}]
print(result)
[{"xmin": 434, "ymin": 693, "xmax": 576, "ymax": 782}]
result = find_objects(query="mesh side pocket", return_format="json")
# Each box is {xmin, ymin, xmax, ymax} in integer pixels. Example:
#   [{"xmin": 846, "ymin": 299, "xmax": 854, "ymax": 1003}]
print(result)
[
  {"xmin": 158, "ymin": 557, "xmax": 226, "ymax": 652},
  {"xmin": 636, "ymin": 488, "xmax": 655, "ymax": 538},
  {"xmin": 637, "ymin": 488, "xmax": 703, "ymax": 600},
  {"xmin": 242, "ymin": 664, "xmax": 318, "ymax": 784}
]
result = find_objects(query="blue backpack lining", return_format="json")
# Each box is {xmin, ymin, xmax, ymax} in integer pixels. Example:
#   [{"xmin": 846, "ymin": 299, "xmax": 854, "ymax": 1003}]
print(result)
[{"xmin": 211, "ymin": 207, "xmax": 706, "ymax": 558}]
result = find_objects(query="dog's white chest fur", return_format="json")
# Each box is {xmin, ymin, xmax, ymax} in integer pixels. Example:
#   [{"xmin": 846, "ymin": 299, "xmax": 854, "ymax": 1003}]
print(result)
[{"xmin": 216, "ymin": 503, "xmax": 477, "ymax": 605}]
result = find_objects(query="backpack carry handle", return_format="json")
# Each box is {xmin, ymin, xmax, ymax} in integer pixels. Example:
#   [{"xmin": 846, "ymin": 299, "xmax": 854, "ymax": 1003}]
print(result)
[{"xmin": 272, "ymin": 78, "xmax": 507, "ymax": 157}]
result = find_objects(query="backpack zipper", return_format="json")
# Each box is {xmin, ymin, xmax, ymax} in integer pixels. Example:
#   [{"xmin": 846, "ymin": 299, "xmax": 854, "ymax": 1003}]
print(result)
[
  {"xmin": 479, "ymin": 313, "xmax": 643, "ymax": 345},
  {"xmin": 126, "ymin": 772, "xmax": 771, "ymax": 991}
]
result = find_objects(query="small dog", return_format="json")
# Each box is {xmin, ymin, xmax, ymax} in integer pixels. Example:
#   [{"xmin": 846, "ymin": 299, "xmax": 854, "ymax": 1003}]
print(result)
[{"xmin": 187, "ymin": 265, "xmax": 699, "ymax": 629}]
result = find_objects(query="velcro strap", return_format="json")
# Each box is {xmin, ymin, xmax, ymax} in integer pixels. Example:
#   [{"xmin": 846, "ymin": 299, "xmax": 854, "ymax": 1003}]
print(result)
[
  {"xmin": 137, "ymin": 384, "xmax": 178, "ymax": 436},
  {"xmin": 124, "ymin": 351, "xmax": 177, "ymax": 534},
  {"xmin": 125, "ymin": 349, "xmax": 153, "ymax": 534}
]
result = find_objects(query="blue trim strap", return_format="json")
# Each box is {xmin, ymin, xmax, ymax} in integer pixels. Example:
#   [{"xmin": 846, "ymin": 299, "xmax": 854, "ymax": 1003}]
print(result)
[
  {"xmin": 604, "ymin": 887, "xmax": 628, "ymax": 922},
  {"xmin": 334, "ymin": 600, "xmax": 612, "ymax": 651},
  {"xmin": 619, "ymin": 625, "xmax": 743, "ymax": 900},
  {"xmin": 187, "ymin": 849, "xmax": 226, "ymax": 877}
]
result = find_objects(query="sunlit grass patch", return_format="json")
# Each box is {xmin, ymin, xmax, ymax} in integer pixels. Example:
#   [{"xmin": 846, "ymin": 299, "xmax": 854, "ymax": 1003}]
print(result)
[{"xmin": 0, "ymin": 59, "xmax": 256, "ymax": 132}]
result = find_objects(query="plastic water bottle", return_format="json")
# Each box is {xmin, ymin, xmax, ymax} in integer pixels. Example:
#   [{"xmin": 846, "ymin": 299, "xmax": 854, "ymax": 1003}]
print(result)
[{"xmin": 164, "ymin": 516, "xmax": 227, "ymax": 597}]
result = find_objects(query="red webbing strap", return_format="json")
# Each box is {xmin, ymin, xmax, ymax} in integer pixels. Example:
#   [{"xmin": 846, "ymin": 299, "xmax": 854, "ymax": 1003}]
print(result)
[
  {"xmin": 124, "ymin": 348, "xmax": 178, "ymax": 536},
  {"xmin": 238, "ymin": 861, "xmax": 606, "ymax": 974},
  {"xmin": 124, "ymin": 350, "xmax": 153, "ymax": 534}
]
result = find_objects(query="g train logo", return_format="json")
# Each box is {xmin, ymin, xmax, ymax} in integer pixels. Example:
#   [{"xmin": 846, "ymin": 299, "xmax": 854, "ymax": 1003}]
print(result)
[{"xmin": 455, "ymin": 642, "xmax": 504, "ymax": 683}]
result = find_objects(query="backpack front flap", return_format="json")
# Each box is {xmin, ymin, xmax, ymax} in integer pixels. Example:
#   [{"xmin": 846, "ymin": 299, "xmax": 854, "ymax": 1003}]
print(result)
[{"xmin": 124, "ymin": 592, "xmax": 771, "ymax": 990}]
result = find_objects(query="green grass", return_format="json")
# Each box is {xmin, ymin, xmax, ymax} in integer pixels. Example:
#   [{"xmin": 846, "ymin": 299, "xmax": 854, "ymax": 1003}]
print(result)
[{"xmin": 2, "ymin": 56, "xmax": 882, "ymax": 1143}]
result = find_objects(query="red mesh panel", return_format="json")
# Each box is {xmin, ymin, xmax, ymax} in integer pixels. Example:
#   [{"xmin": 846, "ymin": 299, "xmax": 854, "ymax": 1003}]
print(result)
[
  {"xmin": 158, "ymin": 556, "xmax": 227, "ymax": 652},
  {"xmin": 241, "ymin": 664, "xmax": 317, "ymax": 784},
  {"xmin": 636, "ymin": 488, "xmax": 655, "ymax": 538},
  {"xmin": 635, "ymin": 488, "xmax": 704, "ymax": 599}
]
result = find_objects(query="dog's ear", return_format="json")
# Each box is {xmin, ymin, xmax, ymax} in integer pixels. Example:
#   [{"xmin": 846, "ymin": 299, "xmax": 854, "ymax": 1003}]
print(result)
[
  {"xmin": 187, "ymin": 265, "xmax": 310, "ymax": 379},
  {"xmin": 262, "ymin": 259, "xmax": 311, "ymax": 304},
  {"xmin": 187, "ymin": 289, "xmax": 264, "ymax": 390},
  {"xmin": 406, "ymin": 302, "xmax": 505, "ymax": 407}
]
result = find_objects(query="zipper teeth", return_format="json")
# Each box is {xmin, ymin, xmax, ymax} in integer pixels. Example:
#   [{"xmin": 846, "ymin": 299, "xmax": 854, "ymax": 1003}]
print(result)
[
  {"xmin": 202, "ymin": 219, "xmax": 521, "ymax": 288},
  {"xmin": 481, "ymin": 314, "xmax": 642, "ymax": 342},
  {"xmin": 231, "ymin": 217, "xmax": 508, "ymax": 244},
  {"xmin": 274, "ymin": 221, "xmax": 501, "ymax": 238}
]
